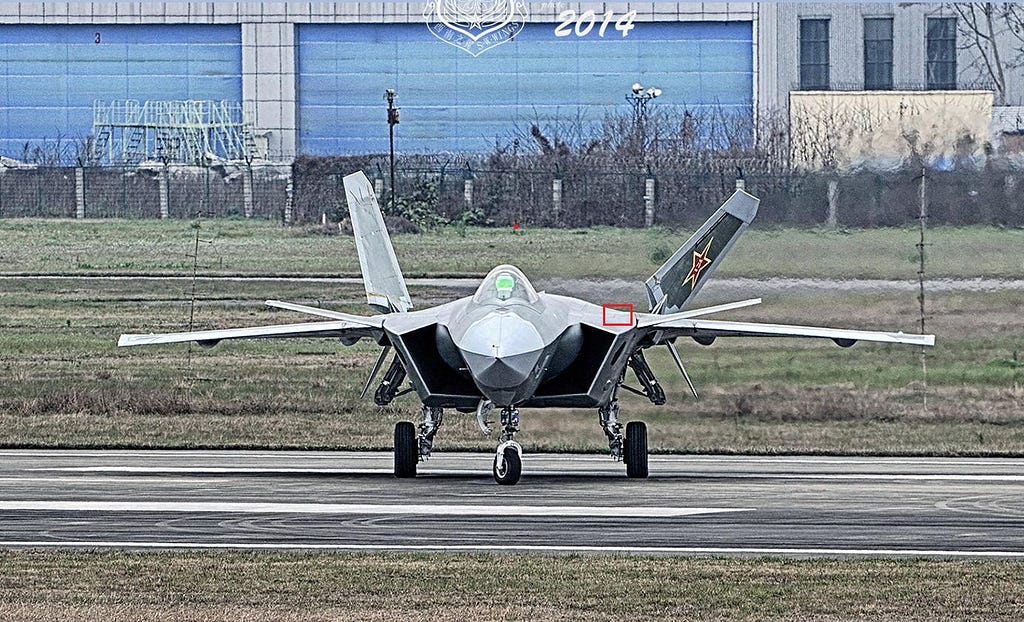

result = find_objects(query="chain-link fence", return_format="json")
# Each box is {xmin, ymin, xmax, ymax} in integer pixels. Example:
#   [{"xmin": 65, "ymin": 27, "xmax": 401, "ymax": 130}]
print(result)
[
  {"xmin": 0, "ymin": 164, "xmax": 290, "ymax": 219},
  {"xmin": 2, "ymin": 158, "xmax": 1023, "ymax": 228}
]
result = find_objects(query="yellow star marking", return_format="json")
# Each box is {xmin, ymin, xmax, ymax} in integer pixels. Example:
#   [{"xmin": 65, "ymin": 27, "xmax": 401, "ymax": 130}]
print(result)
[{"xmin": 682, "ymin": 237, "xmax": 714, "ymax": 289}]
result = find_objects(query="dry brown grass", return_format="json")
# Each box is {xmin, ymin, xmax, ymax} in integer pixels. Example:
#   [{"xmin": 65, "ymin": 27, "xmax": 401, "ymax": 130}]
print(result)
[
  {"xmin": 0, "ymin": 551, "xmax": 1022, "ymax": 621},
  {"xmin": 2, "ymin": 277, "xmax": 1023, "ymax": 454}
]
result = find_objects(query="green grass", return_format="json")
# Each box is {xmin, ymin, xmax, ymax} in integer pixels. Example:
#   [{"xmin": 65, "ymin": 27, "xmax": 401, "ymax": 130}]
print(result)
[
  {"xmin": 0, "ymin": 551, "xmax": 1021, "ymax": 621},
  {"xmin": 2, "ymin": 218, "xmax": 1024, "ymax": 279},
  {"xmin": 1, "ymin": 278, "xmax": 1022, "ymax": 454}
]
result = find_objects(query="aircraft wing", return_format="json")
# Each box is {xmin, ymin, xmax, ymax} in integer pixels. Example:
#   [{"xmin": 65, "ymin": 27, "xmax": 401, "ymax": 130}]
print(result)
[
  {"xmin": 638, "ymin": 315, "xmax": 935, "ymax": 348},
  {"xmin": 118, "ymin": 318, "xmax": 385, "ymax": 348}
]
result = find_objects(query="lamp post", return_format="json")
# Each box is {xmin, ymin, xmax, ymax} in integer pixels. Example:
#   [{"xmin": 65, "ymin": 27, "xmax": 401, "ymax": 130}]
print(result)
[
  {"xmin": 385, "ymin": 89, "xmax": 400, "ymax": 215},
  {"xmin": 626, "ymin": 83, "xmax": 662, "ymax": 228},
  {"xmin": 625, "ymin": 82, "xmax": 662, "ymax": 158}
]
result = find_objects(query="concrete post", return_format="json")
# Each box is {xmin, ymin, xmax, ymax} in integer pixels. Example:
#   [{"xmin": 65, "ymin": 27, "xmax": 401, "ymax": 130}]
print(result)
[
  {"xmin": 552, "ymin": 178, "xmax": 562, "ymax": 217},
  {"xmin": 826, "ymin": 179, "xmax": 839, "ymax": 228},
  {"xmin": 464, "ymin": 178, "xmax": 473, "ymax": 209},
  {"xmin": 74, "ymin": 167, "xmax": 85, "ymax": 219},
  {"xmin": 158, "ymin": 167, "xmax": 169, "ymax": 219},
  {"xmin": 243, "ymin": 166, "xmax": 254, "ymax": 218},
  {"xmin": 283, "ymin": 175, "xmax": 294, "ymax": 224},
  {"xmin": 643, "ymin": 177, "xmax": 655, "ymax": 227}
]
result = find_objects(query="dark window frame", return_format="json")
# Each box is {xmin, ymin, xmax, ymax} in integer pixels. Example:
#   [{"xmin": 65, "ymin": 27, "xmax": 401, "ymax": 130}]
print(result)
[
  {"xmin": 926, "ymin": 16, "xmax": 957, "ymax": 90},
  {"xmin": 863, "ymin": 17, "xmax": 894, "ymax": 90},
  {"xmin": 799, "ymin": 18, "xmax": 830, "ymax": 90}
]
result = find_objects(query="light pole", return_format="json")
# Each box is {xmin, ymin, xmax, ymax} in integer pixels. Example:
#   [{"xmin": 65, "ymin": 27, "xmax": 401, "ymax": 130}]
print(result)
[
  {"xmin": 626, "ymin": 82, "xmax": 662, "ymax": 173},
  {"xmin": 385, "ymin": 88, "xmax": 400, "ymax": 215},
  {"xmin": 625, "ymin": 82, "xmax": 662, "ymax": 156}
]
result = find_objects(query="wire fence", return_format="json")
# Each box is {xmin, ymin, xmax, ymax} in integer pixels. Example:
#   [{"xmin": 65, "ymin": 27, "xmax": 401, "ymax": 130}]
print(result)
[
  {"xmin": 0, "ymin": 165, "xmax": 290, "ymax": 219},
  {"xmin": 1, "ymin": 160, "xmax": 1022, "ymax": 228}
]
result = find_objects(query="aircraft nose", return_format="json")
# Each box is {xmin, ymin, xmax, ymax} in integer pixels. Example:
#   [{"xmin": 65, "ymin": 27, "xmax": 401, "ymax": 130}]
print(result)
[{"xmin": 459, "ymin": 312, "xmax": 545, "ymax": 392}]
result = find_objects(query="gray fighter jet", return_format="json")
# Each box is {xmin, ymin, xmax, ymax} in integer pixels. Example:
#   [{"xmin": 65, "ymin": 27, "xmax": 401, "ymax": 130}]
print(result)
[{"xmin": 120, "ymin": 172, "xmax": 935, "ymax": 485}]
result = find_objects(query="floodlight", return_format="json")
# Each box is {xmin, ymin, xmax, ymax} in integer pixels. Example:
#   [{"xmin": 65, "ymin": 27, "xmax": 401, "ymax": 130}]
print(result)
[{"xmin": 631, "ymin": 82, "xmax": 643, "ymax": 94}]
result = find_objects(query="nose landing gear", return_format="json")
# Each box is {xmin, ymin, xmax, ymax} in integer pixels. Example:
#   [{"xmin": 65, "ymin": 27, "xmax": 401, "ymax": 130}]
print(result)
[{"xmin": 492, "ymin": 406, "xmax": 522, "ymax": 485}]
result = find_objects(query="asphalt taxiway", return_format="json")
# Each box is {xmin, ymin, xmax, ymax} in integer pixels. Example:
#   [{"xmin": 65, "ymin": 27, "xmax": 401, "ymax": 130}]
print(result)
[{"xmin": 1, "ymin": 450, "xmax": 1023, "ymax": 557}]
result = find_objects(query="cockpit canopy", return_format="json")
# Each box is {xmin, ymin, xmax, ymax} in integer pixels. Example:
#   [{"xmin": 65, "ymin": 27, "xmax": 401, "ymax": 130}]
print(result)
[{"xmin": 472, "ymin": 265, "xmax": 539, "ymax": 305}]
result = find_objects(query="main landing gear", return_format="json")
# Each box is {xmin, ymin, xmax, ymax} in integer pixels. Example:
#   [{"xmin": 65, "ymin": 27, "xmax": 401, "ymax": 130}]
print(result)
[
  {"xmin": 394, "ymin": 394, "xmax": 648, "ymax": 483},
  {"xmin": 393, "ymin": 404, "xmax": 443, "ymax": 478},
  {"xmin": 599, "ymin": 399, "xmax": 649, "ymax": 479}
]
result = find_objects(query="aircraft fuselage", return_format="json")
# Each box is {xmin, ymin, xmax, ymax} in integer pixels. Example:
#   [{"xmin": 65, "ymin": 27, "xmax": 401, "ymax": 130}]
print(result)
[{"xmin": 381, "ymin": 265, "xmax": 636, "ymax": 409}]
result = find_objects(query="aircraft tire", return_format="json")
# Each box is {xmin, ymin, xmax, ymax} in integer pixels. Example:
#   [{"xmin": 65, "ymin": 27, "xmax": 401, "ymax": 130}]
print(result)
[
  {"xmin": 394, "ymin": 421, "xmax": 417, "ymax": 478},
  {"xmin": 624, "ymin": 421, "xmax": 649, "ymax": 479},
  {"xmin": 493, "ymin": 447, "xmax": 522, "ymax": 485}
]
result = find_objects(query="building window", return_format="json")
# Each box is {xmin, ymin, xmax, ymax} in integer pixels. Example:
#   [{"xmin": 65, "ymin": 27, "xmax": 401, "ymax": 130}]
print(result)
[
  {"xmin": 926, "ymin": 17, "xmax": 957, "ymax": 89},
  {"xmin": 800, "ymin": 18, "xmax": 830, "ymax": 90},
  {"xmin": 864, "ymin": 17, "xmax": 894, "ymax": 90}
]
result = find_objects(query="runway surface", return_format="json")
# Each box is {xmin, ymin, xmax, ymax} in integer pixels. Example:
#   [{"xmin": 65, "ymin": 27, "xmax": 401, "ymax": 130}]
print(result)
[{"xmin": 2, "ymin": 450, "xmax": 1023, "ymax": 558}]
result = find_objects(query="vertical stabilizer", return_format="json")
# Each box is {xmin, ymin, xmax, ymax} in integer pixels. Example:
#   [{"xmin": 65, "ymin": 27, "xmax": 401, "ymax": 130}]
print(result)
[
  {"xmin": 343, "ymin": 171, "xmax": 412, "ymax": 313},
  {"xmin": 645, "ymin": 189, "xmax": 759, "ymax": 314}
]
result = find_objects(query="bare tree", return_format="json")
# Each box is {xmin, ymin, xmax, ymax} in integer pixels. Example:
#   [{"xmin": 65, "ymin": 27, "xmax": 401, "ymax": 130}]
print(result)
[{"xmin": 952, "ymin": 3, "xmax": 1010, "ymax": 104}]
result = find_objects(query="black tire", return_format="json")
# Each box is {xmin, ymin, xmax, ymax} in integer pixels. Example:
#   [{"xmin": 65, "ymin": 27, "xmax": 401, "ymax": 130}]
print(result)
[
  {"xmin": 624, "ymin": 421, "xmax": 649, "ymax": 479},
  {"xmin": 493, "ymin": 447, "xmax": 522, "ymax": 485},
  {"xmin": 394, "ymin": 421, "xmax": 417, "ymax": 478}
]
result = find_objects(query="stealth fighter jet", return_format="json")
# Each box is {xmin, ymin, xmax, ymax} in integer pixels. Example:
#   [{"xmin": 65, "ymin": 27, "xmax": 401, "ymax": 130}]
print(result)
[{"xmin": 120, "ymin": 172, "xmax": 935, "ymax": 484}]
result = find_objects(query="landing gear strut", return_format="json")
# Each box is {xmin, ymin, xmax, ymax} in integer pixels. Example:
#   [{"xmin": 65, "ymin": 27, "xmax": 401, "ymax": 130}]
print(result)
[
  {"xmin": 599, "ymin": 400, "xmax": 623, "ymax": 459},
  {"xmin": 418, "ymin": 405, "xmax": 443, "ymax": 458},
  {"xmin": 393, "ymin": 404, "xmax": 443, "ymax": 478},
  {"xmin": 492, "ymin": 406, "xmax": 522, "ymax": 485},
  {"xmin": 375, "ymin": 358, "xmax": 407, "ymax": 406},
  {"xmin": 599, "ymin": 396, "xmax": 648, "ymax": 478},
  {"xmin": 628, "ymin": 350, "xmax": 666, "ymax": 405}
]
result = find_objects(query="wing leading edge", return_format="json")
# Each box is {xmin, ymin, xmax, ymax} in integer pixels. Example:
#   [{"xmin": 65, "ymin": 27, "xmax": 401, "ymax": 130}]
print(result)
[
  {"xmin": 638, "ymin": 314, "xmax": 935, "ymax": 348},
  {"xmin": 118, "ymin": 317, "xmax": 384, "ymax": 348}
]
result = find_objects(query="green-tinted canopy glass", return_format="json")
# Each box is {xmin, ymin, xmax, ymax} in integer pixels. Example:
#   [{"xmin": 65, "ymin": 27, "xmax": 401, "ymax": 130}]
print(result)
[{"xmin": 495, "ymin": 273, "xmax": 515, "ymax": 299}]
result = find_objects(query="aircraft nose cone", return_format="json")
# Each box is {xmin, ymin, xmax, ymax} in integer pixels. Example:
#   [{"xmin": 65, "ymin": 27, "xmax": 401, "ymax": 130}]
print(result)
[{"xmin": 459, "ymin": 312, "xmax": 545, "ymax": 395}]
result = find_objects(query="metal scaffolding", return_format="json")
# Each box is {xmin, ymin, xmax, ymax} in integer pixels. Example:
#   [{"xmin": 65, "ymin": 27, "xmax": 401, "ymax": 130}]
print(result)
[{"xmin": 90, "ymin": 100, "xmax": 263, "ymax": 166}]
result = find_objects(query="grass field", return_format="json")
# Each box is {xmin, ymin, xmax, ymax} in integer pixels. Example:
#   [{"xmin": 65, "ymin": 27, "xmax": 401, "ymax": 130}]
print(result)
[
  {"xmin": 0, "ymin": 551, "xmax": 1021, "ymax": 621},
  {"xmin": 1, "ymin": 219, "xmax": 1022, "ymax": 615},
  {"xmin": 2, "ymin": 218, "xmax": 1023, "ymax": 453},
  {"xmin": 2, "ymin": 218, "xmax": 1024, "ymax": 279},
  {"xmin": 1, "ymin": 273, "xmax": 1022, "ymax": 454}
]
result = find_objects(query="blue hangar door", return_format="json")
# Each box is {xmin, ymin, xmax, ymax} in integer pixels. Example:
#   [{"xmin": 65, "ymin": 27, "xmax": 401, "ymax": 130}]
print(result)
[
  {"xmin": 297, "ymin": 22, "xmax": 752, "ymax": 154},
  {"xmin": 0, "ymin": 25, "xmax": 241, "ymax": 162}
]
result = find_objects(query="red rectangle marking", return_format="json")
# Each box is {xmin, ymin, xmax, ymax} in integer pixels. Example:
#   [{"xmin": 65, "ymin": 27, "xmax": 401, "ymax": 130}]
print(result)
[{"xmin": 602, "ymin": 303, "xmax": 634, "ymax": 326}]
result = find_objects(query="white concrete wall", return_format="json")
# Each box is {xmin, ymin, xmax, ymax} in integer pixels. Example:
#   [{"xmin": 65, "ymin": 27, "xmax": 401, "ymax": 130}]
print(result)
[{"xmin": 243, "ymin": 22, "xmax": 296, "ymax": 158}]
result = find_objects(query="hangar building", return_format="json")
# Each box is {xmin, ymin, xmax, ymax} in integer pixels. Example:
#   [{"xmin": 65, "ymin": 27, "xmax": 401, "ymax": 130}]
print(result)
[
  {"xmin": 0, "ymin": 3, "xmax": 1017, "ymax": 163},
  {"xmin": 0, "ymin": 2, "xmax": 756, "ymax": 161}
]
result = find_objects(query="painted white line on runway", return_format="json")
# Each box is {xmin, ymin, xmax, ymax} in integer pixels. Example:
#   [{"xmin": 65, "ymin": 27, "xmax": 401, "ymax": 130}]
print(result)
[
  {"xmin": 0, "ymin": 501, "xmax": 752, "ymax": 518},
  {"xmin": 0, "ymin": 541, "xmax": 1021, "ymax": 558},
  {"xmin": 5, "ymin": 451, "xmax": 1024, "ymax": 467},
  {"xmin": 651, "ymin": 456, "xmax": 1024, "ymax": 467},
  {"xmin": 25, "ymin": 466, "xmax": 1024, "ymax": 482},
  {"xmin": 27, "ymin": 467, "xmax": 490, "ymax": 477},
  {"xmin": 686, "ymin": 473, "xmax": 1024, "ymax": 482},
  {"xmin": 32, "ymin": 467, "xmax": 394, "ymax": 474},
  {"xmin": 0, "ymin": 477, "xmax": 219, "ymax": 484}
]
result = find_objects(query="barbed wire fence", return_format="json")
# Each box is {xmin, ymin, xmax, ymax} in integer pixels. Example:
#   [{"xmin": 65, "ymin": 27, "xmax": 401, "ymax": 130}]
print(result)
[{"xmin": 1, "ymin": 158, "xmax": 1023, "ymax": 228}]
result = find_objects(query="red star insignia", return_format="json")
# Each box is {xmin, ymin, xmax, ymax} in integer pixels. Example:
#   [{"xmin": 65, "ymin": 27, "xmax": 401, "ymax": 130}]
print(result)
[{"xmin": 682, "ymin": 237, "xmax": 714, "ymax": 289}]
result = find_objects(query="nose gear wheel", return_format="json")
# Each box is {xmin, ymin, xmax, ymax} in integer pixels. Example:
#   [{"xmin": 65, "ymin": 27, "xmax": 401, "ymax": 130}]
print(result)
[{"xmin": 492, "ymin": 407, "xmax": 523, "ymax": 485}]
